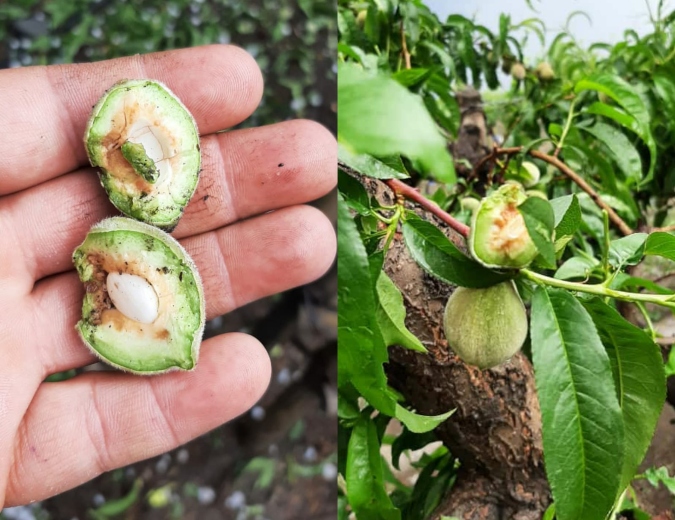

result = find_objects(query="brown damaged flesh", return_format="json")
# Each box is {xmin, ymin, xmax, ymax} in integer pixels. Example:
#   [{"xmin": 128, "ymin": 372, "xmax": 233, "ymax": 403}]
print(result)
[
  {"xmin": 488, "ymin": 204, "xmax": 530, "ymax": 258},
  {"xmin": 84, "ymin": 251, "xmax": 172, "ymax": 342},
  {"xmin": 99, "ymin": 94, "xmax": 183, "ymax": 196}
]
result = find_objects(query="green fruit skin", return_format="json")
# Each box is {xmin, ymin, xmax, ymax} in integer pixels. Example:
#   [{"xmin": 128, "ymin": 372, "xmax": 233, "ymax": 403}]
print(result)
[
  {"xmin": 520, "ymin": 161, "xmax": 540, "ymax": 188},
  {"xmin": 470, "ymin": 184, "xmax": 538, "ymax": 269},
  {"xmin": 443, "ymin": 281, "xmax": 528, "ymax": 369},
  {"xmin": 460, "ymin": 197, "xmax": 480, "ymax": 212}
]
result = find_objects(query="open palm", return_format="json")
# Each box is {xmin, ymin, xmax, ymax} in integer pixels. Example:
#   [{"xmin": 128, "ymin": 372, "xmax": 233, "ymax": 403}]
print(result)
[{"xmin": 0, "ymin": 45, "xmax": 336, "ymax": 507}]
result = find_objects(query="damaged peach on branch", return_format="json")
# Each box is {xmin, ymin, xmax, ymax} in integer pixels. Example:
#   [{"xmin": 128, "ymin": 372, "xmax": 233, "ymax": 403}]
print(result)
[
  {"xmin": 72, "ymin": 217, "xmax": 205, "ymax": 375},
  {"xmin": 84, "ymin": 79, "xmax": 201, "ymax": 230}
]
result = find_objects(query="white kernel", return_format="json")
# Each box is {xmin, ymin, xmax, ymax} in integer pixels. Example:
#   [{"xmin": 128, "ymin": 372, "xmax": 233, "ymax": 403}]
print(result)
[{"xmin": 106, "ymin": 272, "xmax": 159, "ymax": 324}]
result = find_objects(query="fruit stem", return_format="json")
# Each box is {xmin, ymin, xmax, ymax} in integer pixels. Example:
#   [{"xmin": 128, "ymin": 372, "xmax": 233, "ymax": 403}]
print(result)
[
  {"xmin": 521, "ymin": 268, "xmax": 675, "ymax": 310},
  {"xmin": 553, "ymin": 97, "xmax": 577, "ymax": 157}
]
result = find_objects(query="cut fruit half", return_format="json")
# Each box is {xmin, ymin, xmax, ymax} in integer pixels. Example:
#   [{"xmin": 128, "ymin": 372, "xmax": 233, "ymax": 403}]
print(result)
[
  {"xmin": 85, "ymin": 79, "xmax": 201, "ymax": 230},
  {"xmin": 72, "ymin": 217, "xmax": 205, "ymax": 374}
]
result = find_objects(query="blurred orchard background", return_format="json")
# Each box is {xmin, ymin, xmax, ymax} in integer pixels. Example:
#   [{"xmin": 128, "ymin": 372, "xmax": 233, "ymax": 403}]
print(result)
[{"xmin": 0, "ymin": 1, "xmax": 337, "ymax": 519}]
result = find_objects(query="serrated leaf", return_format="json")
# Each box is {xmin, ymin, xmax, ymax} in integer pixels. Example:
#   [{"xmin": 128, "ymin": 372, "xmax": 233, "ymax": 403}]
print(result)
[
  {"xmin": 337, "ymin": 193, "xmax": 390, "ymax": 391},
  {"xmin": 375, "ymin": 272, "xmax": 426, "ymax": 352},
  {"xmin": 550, "ymin": 195, "xmax": 581, "ymax": 237},
  {"xmin": 518, "ymin": 197, "xmax": 556, "ymax": 268},
  {"xmin": 644, "ymin": 231, "xmax": 675, "ymax": 261},
  {"xmin": 391, "ymin": 67, "xmax": 435, "ymax": 88},
  {"xmin": 346, "ymin": 417, "xmax": 401, "ymax": 520},
  {"xmin": 402, "ymin": 214, "xmax": 510, "ymax": 288},
  {"xmin": 338, "ymin": 196, "xmax": 454, "ymax": 433},
  {"xmin": 394, "ymin": 405, "xmax": 454, "ymax": 434},
  {"xmin": 575, "ymin": 74, "xmax": 656, "ymax": 183},
  {"xmin": 653, "ymin": 71, "xmax": 675, "ymax": 123},
  {"xmin": 338, "ymin": 169, "xmax": 370, "ymax": 215},
  {"xmin": 578, "ymin": 123, "xmax": 642, "ymax": 184},
  {"xmin": 531, "ymin": 287, "xmax": 623, "ymax": 520},
  {"xmin": 338, "ymin": 63, "xmax": 455, "ymax": 183},
  {"xmin": 585, "ymin": 102, "xmax": 640, "ymax": 134},
  {"xmin": 339, "ymin": 143, "xmax": 409, "ymax": 180},
  {"xmin": 608, "ymin": 233, "xmax": 648, "ymax": 268},
  {"xmin": 582, "ymin": 298, "xmax": 666, "ymax": 495},
  {"xmin": 554, "ymin": 256, "xmax": 598, "ymax": 280}
]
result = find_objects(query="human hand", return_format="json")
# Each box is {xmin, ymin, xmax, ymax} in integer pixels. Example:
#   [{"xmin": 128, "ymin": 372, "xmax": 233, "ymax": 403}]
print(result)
[{"xmin": 0, "ymin": 45, "xmax": 336, "ymax": 507}]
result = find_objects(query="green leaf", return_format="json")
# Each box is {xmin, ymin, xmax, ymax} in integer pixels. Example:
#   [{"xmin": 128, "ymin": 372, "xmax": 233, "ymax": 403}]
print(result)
[
  {"xmin": 391, "ymin": 67, "xmax": 435, "ymax": 88},
  {"xmin": 584, "ymin": 102, "xmax": 641, "ymax": 136},
  {"xmin": 337, "ymin": 194, "xmax": 390, "ymax": 393},
  {"xmin": 578, "ymin": 123, "xmax": 642, "ymax": 184},
  {"xmin": 530, "ymin": 287, "xmax": 623, "ymax": 520},
  {"xmin": 375, "ymin": 272, "xmax": 426, "ymax": 352},
  {"xmin": 582, "ymin": 298, "xmax": 665, "ymax": 495},
  {"xmin": 394, "ymin": 405, "xmax": 454, "ymax": 434},
  {"xmin": 346, "ymin": 417, "xmax": 401, "ymax": 520},
  {"xmin": 338, "ymin": 63, "xmax": 456, "ymax": 183},
  {"xmin": 550, "ymin": 195, "xmax": 581, "ymax": 238},
  {"xmin": 608, "ymin": 233, "xmax": 648, "ymax": 268},
  {"xmin": 576, "ymin": 74, "xmax": 656, "ymax": 183},
  {"xmin": 338, "ymin": 196, "xmax": 454, "ymax": 434},
  {"xmin": 402, "ymin": 214, "xmax": 510, "ymax": 288},
  {"xmin": 339, "ymin": 143, "xmax": 409, "ymax": 180},
  {"xmin": 338, "ymin": 386, "xmax": 361, "ymax": 420},
  {"xmin": 391, "ymin": 427, "xmax": 438, "ymax": 470},
  {"xmin": 653, "ymin": 71, "xmax": 675, "ymax": 123},
  {"xmin": 666, "ymin": 348, "xmax": 675, "ymax": 378},
  {"xmin": 644, "ymin": 467, "xmax": 675, "ymax": 495},
  {"xmin": 338, "ymin": 169, "xmax": 370, "ymax": 215},
  {"xmin": 518, "ymin": 197, "xmax": 556, "ymax": 268},
  {"xmin": 403, "ymin": 448, "xmax": 455, "ymax": 519},
  {"xmin": 611, "ymin": 273, "xmax": 675, "ymax": 295},
  {"xmin": 644, "ymin": 231, "xmax": 675, "ymax": 261},
  {"xmin": 554, "ymin": 256, "xmax": 598, "ymax": 280}
]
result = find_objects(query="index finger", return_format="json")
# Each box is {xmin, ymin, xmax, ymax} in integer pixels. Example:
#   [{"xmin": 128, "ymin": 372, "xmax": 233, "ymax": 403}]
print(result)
[{"xmin": 0, "ymin": 44, "xmax": 263, "ymax": 195}]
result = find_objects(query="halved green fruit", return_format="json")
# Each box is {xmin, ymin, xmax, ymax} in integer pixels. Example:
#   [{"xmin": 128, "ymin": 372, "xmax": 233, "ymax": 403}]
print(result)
[
  {"xmin": 72, "ymin": 217, "xmax": 205, "ymax": 374},
  {"xmin": 85, "ymin": 79, "xmax": 201, "ymax": 230},
  {"xmin": 469, "ymin": 183, "xmax": 538, "ymax": 269}
]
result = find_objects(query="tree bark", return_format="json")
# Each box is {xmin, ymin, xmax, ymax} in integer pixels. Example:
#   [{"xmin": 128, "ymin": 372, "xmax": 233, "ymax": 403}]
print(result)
[
  {"xmin": 377, "ymin": 208, "xmax": 550, "ymax": 519},
  {"xmin": 359, "ymin": 87, "xmax": 552, "ymax": 518}
]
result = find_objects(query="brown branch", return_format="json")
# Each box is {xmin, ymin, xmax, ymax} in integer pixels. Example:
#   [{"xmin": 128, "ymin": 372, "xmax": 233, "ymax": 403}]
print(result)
[
  {"xmin": 339, "ymin": 159, "xmax": 469, "ymax": 237},
  {"xmin": 473, "ymin": 146, "xmax": 633, "ymax": 236},
  {"xmin": 652, "ymin": 224, "xmax": 675, "ymax": 234},
  {"xmin": 400, "ymin": 21, "xmax": 411, "ymax": 70},
  {"xmin": 384, "ymin": 178, "xmax": 470, "ymax": 237}
]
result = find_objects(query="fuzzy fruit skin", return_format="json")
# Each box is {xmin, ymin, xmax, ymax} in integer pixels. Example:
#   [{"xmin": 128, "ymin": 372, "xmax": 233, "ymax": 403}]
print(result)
[
  {"xmin": 356, "ymin": 9, "xmax": 367, "ymax": 27},
  {"xmin": 443, "ymin": 281, "xmax": 528, "ymax": 369},
  {"xmin": 510, "ymin": 62, "xmax": 526, "ymax": 80},
  {"xmin": 470, "ymin": 184, "xmax": 538, "ymax": 269},
  {"xmin": 460, "ymin": 197, "xmax": 480, "ymax": 212},
  {"xmin": 535, "ymin": 61, "xmax": 555, "ymax": 81},
  {"xmin": 521, "ymin": 161, "xmax": 540, "ymax": 187}
]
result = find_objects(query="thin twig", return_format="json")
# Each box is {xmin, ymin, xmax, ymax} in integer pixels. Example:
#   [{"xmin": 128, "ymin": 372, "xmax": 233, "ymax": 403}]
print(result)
[
  {"xmin": 652, "ymin": 224, "xmax": 675, "ymax": 233},
  {"xmin": 400, "ymin": 21, "xmax": 411, "ymax": 70},
  {"xmin": 472, "ymin": 146, "xmax": 633, "ymax": 236},
  {"xmin": 384, "ymin": 178, "xmax": 470, "ymax": 237}
]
